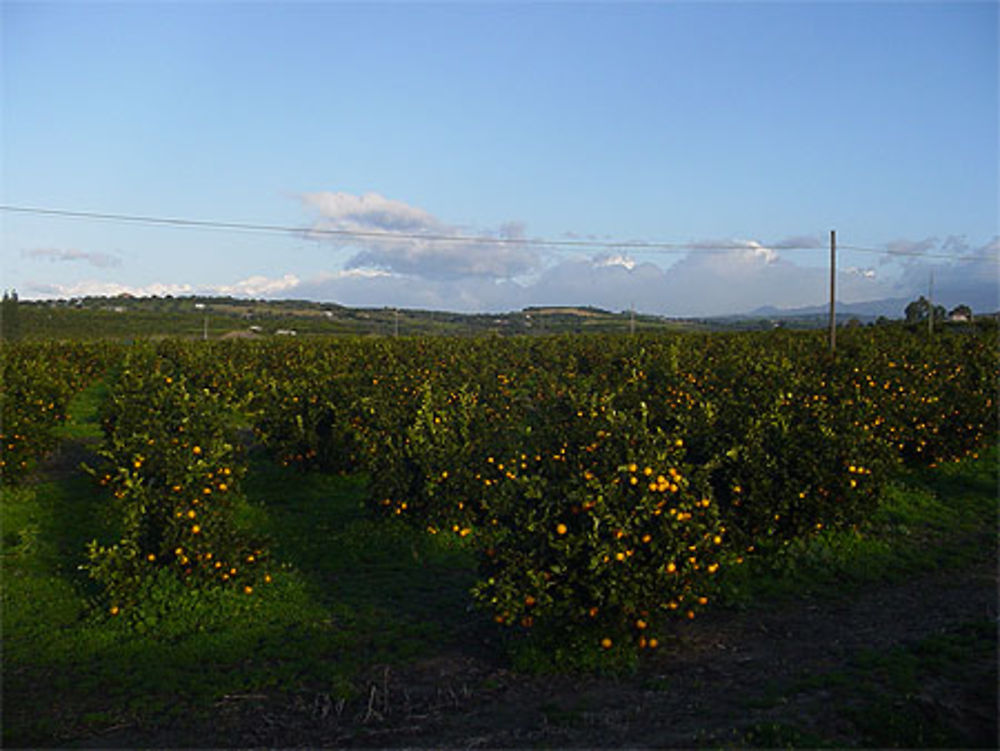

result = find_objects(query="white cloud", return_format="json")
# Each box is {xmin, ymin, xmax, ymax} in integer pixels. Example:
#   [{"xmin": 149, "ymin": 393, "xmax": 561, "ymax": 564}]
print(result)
[
  {"xmin": 301, "ymin": 191, "xmax": 542, "ymax": 280},
  {"xmin": 293, "ymin": 271, "xmax": 525, "ymax": 312},
  {"xmin": 27, "ymin": 280, "xmax": 195, "ymax": 298},
  {"xmin": 23, "ymin": 247, "xmax": 121, "ymax": 268},
  {"xmin": 212, "ymin": 274, "xmax": 301, "ymax": 297},
  {"xmin": 27, "ymin": 274, "xmax": 299, "ymax": 300},
  {"xmin": 771, "ymin": 234, "xmax": 825, "ymax": 250},
  {"xmin": 303, "ymin": 191, "xmax": 441, "ymax": 234},
  {"xmin": 745, "ymin": 241, "xmax": 779, "ymax": 265},
  {"xmin": 885, "ymin": 237, "xmax": 938, "ymax": 257},
  {"xmin": 283, "ymin": 243, "xmax": 890, "ymax": 317},
  {"xmin": 619, "ymin": 245, "xmax": 888, "ymax": 316},
  {"xmin": 593, "ymin": 253, "xmax": 636, "ymax": 270},
  {"xmin": 845, "ymin": 266, "xmax": 877, "ymax": 279},
  {"xmin": 26, "ymin": 218, "xmax": 993, "ymax": 317}
]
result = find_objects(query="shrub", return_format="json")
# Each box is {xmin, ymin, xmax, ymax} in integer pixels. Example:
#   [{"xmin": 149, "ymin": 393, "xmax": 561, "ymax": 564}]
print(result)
[
  {"xmin": 86, "ymin": 350, "xmax": 270, "ymax": 617},
  {"xmin": 470, "ymin": 393, "xmax": 728, "ymax": 667}
]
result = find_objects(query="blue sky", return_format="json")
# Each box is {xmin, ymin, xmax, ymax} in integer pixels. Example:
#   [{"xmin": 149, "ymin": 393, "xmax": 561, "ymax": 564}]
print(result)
[{"xmin": 2, "ymin": 1, "xmax": 997, "ymax": 316}]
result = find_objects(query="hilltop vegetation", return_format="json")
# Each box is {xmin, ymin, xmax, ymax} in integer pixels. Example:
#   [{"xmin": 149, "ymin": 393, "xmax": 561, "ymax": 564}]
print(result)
[
  {"xmin": 9, "ymin": 293, "xmax": 992, "ymax": 341},
  {"xmin": 4, "ymin": 295, "xmax": 696, "ymax": 340}
]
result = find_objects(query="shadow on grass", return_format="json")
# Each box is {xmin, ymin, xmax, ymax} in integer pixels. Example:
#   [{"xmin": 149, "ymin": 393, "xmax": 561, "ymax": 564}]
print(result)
[
  {"xmin": 3, "ymin": 455, "xmax": 385, "ymax": 747},
  {"xmin": 914, "ymin": 450, "xmax": 999, "ymax": 514},
  {"xmin": 3, "ymin": 383, "xmax": 495, "ymax": 747},
  {"xmin": 242, "ymin": 453, "xmax": 491, "ymax": 664}
]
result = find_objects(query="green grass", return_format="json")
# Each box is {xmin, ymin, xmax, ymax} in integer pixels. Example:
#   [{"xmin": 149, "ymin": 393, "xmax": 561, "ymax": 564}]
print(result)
[
  {"xmin": 716, "ymin": 444, "xmax": 999, "ymax": 606},
  {"xmin": 2, "ymin": 422, "xmax": 483, "ymax": 746},
  {"xmin": 244, "ymin": 455, "xmax": 482, "ymax": 661},
  {"xmin": 53, "ymin": 379, "xmax": 110, "ymax": 443}
]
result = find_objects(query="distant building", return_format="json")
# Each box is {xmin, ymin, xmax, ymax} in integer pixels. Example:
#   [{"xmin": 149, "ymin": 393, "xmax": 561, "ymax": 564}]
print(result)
[
  {"xmin": 948, "ymin": 305, "xmax": 973, "ymax": 323},
  {"xmin": 275, "ymin": 329, "xmax": 297, "ymax": 336}
]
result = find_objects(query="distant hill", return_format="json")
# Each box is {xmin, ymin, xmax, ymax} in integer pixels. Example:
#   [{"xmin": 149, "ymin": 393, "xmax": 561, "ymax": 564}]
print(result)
[
  {"xmin": 749, "ymin": 297, "xmax": 912, "ymax": 321},
  {"xmin": 10, "ymin": 296, "xmax": 697, "ymax": 340},
  {"xmin": 10, "ymin": 294, "xmax": 993, "ymax": 341}
]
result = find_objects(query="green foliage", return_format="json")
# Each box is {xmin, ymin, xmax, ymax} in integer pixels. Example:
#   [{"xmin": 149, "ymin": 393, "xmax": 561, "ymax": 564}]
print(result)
[
  {"xmin": 85, "ymin": 347, "xmax": 271, "ymax": 615},
  {"xmin": 904, "ymin": 295, "xmax": 946, "ymax": 325},
  {"xmin": 2, "ymin": 289, "xmax": 21, "ymax": 341},
  {"xmin": 471, "ymin": 396, "xmax": 726, "ymax": 664},
  {"xmin": 3, "ymin": 329, "xmax": 998, "ymax": 746},
  {"xmin": 8, "ymin": 328, "xmax": 996, "ymax": 672},
  {"xmin": 0, "ymin": 341, "xmax": 109, "ymax": 483},
  {"xmin": 225, "ymin": 327, "xmax": 996, "ymax": 667}
]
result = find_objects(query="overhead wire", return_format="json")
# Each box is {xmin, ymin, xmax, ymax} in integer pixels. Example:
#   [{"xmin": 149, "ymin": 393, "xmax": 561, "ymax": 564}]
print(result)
[
  {"xmin": 2, "ymin": 204, "xmax": 996, "ymax": 262},
  {"xmin": 0, "ymin": 204, "xmax": 821, "ymax": 253},
  {"xmin": 838, "ymin": 243, "xmax": 998, "ymax": 263}
]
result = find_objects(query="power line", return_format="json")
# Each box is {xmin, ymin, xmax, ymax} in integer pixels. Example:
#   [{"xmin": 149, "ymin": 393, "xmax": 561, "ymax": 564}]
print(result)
[
  {"xmin": 839, "ymin": 243, "xmax": 998, "ymax": 263},
  {"xmin": 2, "ymin": 204, "xmax": 995, "ymax": 263},
  {"xmin": 0, "ymin": 204, "xmax": 818, "ymax": 254}
]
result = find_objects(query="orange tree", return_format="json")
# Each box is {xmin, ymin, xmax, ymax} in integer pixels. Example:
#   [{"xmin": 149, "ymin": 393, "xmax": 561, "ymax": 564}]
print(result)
[
  {"xmin": 345, "ymin": 327, "xmax": 997, "ymax": 666},
  {"xmin": 85, "ymin": 346, "xmax": 269, "ymax": 619},
  {"xmin": 0, "ymin": 341, "xmax": 109, "ymax": 483},
  {"xmin": 467, "ymin": 386, "xmax": 728, "ymax": 667},
  {"xmin": 643, "ymin": 334, "xmax": 898, "ymax": 551},
  {"xmin": 836, "ymin": 329, "xmax": 997, "ymax": 467}
]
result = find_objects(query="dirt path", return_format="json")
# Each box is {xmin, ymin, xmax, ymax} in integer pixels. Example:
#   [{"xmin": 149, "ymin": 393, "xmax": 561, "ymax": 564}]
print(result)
[{"xmin": 95, "ymin": 554, "xmax": 996, "ymax": 748}]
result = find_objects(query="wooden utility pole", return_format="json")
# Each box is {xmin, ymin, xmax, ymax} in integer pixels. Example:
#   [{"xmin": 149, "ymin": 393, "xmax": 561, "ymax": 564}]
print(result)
[{"xmin": 828, "ymin": 230, "xmax": 837, "ymax": 354}]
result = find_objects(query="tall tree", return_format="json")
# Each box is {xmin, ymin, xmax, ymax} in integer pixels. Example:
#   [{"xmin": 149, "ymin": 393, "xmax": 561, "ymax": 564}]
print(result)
[
  {"xmin": 1, "ymin": 290, "xmax": 21, "ymax": 341},
  {"xmin": 904, "ymin": 296, "xmax": 945, "ymax": 325}
]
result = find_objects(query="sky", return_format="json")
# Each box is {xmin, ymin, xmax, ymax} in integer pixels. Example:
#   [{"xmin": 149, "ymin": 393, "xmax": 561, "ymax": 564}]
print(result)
[{"xmin": 2, "ymin": 1, "xmax": 997, "ymax": 317}]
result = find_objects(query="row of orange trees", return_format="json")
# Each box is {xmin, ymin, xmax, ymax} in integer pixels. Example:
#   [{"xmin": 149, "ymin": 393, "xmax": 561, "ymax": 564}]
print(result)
[
  {"xmin": 7, "ymin": 329, "xmax": 993, "ymax": 659},
  {"xmin": 193, "ymin": 327, "xmax": 995, "ymax": 661},
  {"xmin": 85, "ymin": 346, "xmax": 271, "ymax": 620},
  {"xmin": 0, "ymin": 341, "xmax": 109, "ymax": 483}
]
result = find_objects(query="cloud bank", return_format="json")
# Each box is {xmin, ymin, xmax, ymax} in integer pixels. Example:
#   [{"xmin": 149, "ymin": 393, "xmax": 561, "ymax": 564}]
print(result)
[
  {"xmin": 20, "ymin": 194, "xmax": 998, "ymax": 317},
  {"xmin": 890, "ymin": 236, "xmax": 1000, "ymax": 312},
  {"xmin": 23, "ymin": 247, "xmax": 121, "ymax": 268},
  {"xmin": 302, "ymin": 191, "xmax": 540, "ymax": 280}
]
